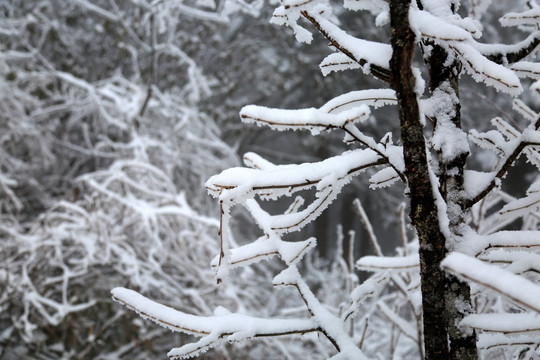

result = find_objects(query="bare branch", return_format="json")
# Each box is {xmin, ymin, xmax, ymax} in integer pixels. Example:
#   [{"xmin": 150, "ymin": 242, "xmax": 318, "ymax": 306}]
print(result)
[{"xmin": 353, "ymin": 198, "xmax": 383, "ymax": 256}]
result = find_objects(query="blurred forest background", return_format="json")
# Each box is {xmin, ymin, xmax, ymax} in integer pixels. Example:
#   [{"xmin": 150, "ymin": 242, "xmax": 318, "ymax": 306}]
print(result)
[{"xmin": 0, "ymin": 0, "xmax": 535, "ymax": 358}]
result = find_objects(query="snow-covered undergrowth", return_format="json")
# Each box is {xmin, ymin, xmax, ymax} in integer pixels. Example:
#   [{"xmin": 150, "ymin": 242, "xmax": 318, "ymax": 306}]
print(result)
[{"xmin": 0, "ymin": 1, "xmax": 318, "ymax": 358}]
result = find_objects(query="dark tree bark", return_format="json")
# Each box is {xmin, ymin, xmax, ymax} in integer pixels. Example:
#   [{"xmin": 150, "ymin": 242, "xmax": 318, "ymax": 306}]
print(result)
[
  {"xmin": 389, "ymin": 1, "xmax": 450, "ymax": 359},
  {"xmin": 427, "ymin": 44, "xmax": 478, "ymax": 360}
]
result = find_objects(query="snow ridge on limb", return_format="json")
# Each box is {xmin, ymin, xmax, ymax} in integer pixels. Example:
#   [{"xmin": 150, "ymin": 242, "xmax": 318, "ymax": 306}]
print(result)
[
  {"xmin": 500, "ymin": 6, "xmax": 540, "ymax": 27},
  {"xmin": 408, "ymin": 6, "xmax": 523, "ymax": 95},
  {"xmin": 240, "ymin": 89, "xmax": 396, "ymax": 134},
  {"xmin": 321, "ymin": 89, "xmax": 396, "ymax": 112},
  {"xmin": 356, "ymin": 254, "xmax": 419, "ymax": 272},
  {"xmin": 320, "ymin": 53, "xmax": 361, "ymax": 76},
  {"xmin": 461, "ymin": 313, "xmax": 540, "ymax": 333},
  {"xmin": 111, "ymin": 287, "xmax": 319, "ymax": 359},
  {"xmin": 206, "ymin": 148, "xmax": 382, "ymax": 202},
  {"xmin": 240, "ymin": 104, "xmax": 370, "ymax": 135},
  {"xmin": 441, "ymin": 252, "xmax": 540, "ymax": 313},
  {"xmin": 342, "ymin": 0, "xmax": 387, "ymax": 13},
  {"xmin": 369, "ymin": 166, "xmax": 400, "ymax": 188},
  {"xmin": 210, "ymin": 236, "xmax": 316, "ymax": 268},
  {"xmin": 303, "ymin": 10, "xmax": 392, "ymax": 81},
  {"xmin": 511, "ymin": 61, "xmax": 540, "ymax": 80},
  {"xmin": 463, "ymin": 230, "xmax": 540, "ymax": 256}
]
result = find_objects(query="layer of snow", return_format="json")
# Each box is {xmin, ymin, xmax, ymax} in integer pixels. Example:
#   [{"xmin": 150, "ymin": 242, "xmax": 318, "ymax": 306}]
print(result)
[
  {"xmin": 356, "ymin": 254, "xmax": 419, "ymax": 271},
  {"xmin": 111, "ymin": 287, "xmax": 318, "ymax": 358},
  {"xmin": 500, "ymin": 7, "xmax": 540, "ymax": 27},
  {"xmin": 210, "ymin": 236, "xmax": 316, "ymax": 268},
  {"xmin": 240, "ymin": 104, "xmax": 370, "ymax": 135},
  {"xmin": 461, "ymin": 313, "xmax": 540, "ymax": 332},
  {"xmin": 369, "ymin": 166, "xmax": 400, "ymax": 189},
  {"xmin": 206, "ymin": 148, "xmax": 381, "ymax": 200},
  {"xmin": 442, "ymin": 252, "xmax": 540, "ymax": 312}
]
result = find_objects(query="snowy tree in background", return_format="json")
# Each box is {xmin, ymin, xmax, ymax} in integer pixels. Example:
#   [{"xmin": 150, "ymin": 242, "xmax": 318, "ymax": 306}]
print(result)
[
  {"xmin": 113, "ymin": 0, "xmax": 540, "ymax": 359},
  {"xmin": 0, "ymin": 1, "xmax": 328, "ymax": 359}
]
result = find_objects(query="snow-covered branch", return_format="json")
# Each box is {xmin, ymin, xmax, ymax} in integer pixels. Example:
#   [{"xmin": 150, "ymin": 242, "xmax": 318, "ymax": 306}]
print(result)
[
  {"xmin": 466, "ymin": 112, "xmax": 540, "ymax": 207},
  {"xmin": 206, "ymin": 149, "xmax": 385, "ymax": 203},
  {"xmin": 299, "ymin": 10, "xmax": 392, "ymax": 82},
  {"xmin": 111, "ymin": 287, "xmax": 320, "ymax": 359},
  {"xmin": 442, "ymin": 252, "xmax": 540, "ymax": 313},
  {"xmin": 273, "ymin": 266, "xmax": 369, "ymax": 359}
]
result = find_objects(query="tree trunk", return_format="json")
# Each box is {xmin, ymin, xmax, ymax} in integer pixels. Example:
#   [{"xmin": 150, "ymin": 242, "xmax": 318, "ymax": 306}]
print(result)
[
  {"xmin": 428, "ymin": 44, "xmax": 478, "ymax": 360},
  {"xmin": 389, "ymin": 1, "xmax": 449, "ymax": 358}
]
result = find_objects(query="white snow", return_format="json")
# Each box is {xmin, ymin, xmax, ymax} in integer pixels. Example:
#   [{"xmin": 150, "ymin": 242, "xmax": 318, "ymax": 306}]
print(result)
[
  {"xmin": 458, "ymin": 228, "xmax": 540, "ymax": 256},
  {"xmin": 310, "ymin": 11, "xmax": 392, "ymax": 73},
  {"xmin": 111, "ymin": 287, "xmax": 318, "ymax": 359},
  {"xmin": 206, "ymin": 148, "xmax": 381, "ymax": 201},
  {"xmin": 512, "ymin": 61, "xmax": 540, "ymax": 80},
  {"xmin": 210, "ymin": 236, "xmax": 316, "ymax": 268},
  {"xmin": 410, "ymin": 7, "xmax": 471, "ymax": 42},
  {"xmin": 240, "ymin": 104, "xmax": 370, "ymax": 135},
  {"xmin": 320, "ymin": 53, "xmax": 361, "ymax": 76},
  {"xmin": 356, "ymin": 254, "xmax": 419, "ymax": 271},
  {"xmin": 369, "ymin": 167, "xmax": 400, "ymax": 189},
  {"xmin": 320, "ymin": 89, "xmax": 396, "ymax": 112},
  {"xmin": 477, "ymin": 332, "xmax": 540, "ymax": 350},
  {"xmin": 500, "ymin": 7, "xmax": 540, "ymax": 27},
  {"xmin": 343, "ymin": 0, "xmax": 387, "ymax": 14},
  {"xmin": 461, "ymin": 313, "xmax": 540, "ymax": 332},
  {"xmin": 442, "ymin": 252, "xmax": 540, "ymax": 312},
  {"xmin": 463, "ymin": 170, "xmax": 496, "ymax": 198},
  {"xmin": 408, "ymin": 5, "xmax": 524, "ymax": 96}
]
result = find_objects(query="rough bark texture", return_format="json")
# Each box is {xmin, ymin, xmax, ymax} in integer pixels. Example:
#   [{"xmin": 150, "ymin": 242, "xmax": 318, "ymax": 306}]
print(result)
[
  {"xmin": 428, "ymin": 44, "xmax": 478, "ymax": 360},
  {"xmin": 389, "ymin": 1, "xmax": 450, "ymax": 359}
]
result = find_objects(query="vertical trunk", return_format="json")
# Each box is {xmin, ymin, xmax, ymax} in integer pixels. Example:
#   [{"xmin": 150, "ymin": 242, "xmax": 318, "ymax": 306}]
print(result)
[
  {"xmin": 389, "ymin": 1, "xmax": 450, "ymax": 358},
  {"xmin": 428, "ymin": 45, "xmax": 478, "ymax": 360}
]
